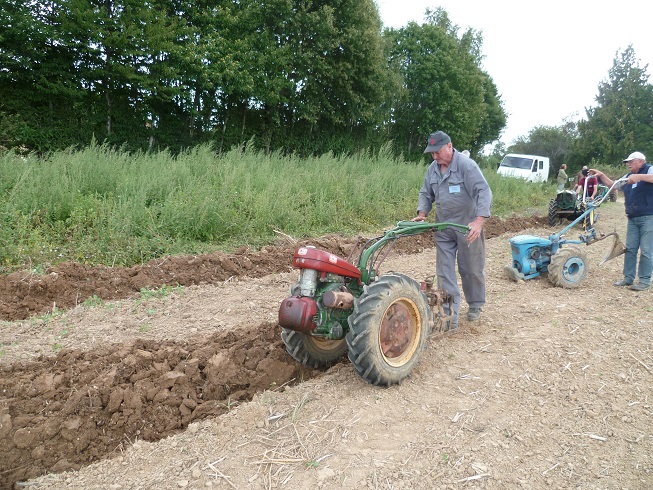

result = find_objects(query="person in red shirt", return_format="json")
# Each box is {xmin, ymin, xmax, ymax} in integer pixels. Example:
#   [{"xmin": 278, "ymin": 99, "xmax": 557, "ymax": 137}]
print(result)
[{"xmin": 575, "ymin": 168, "xmax": 599, "ymax": 200}]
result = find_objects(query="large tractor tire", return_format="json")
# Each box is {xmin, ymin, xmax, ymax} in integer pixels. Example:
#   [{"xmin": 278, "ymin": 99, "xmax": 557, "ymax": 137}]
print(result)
[
  {"xmin": 346, "ymin": 273, "xmax": 429, "ymax": 386},
  {"xmin": 281, "ymin": 329, "xmax": 348, "ymax": 369},
  {"xmin": 548, "ymin": 199, "xmax": 559, "ymax": 226},
  {"xmin": 548, "ymin": 246, "xmax": 588, "ymax": 288}
]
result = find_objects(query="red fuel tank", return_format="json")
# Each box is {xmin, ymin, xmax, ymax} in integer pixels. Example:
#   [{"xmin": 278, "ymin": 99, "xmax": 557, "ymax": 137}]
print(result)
[
  {"xmin": 278, "ymin": 296, "xmax": 318, "ymax": 333},
  {"xmin": 292, "ymin": 247, "xmax": 361, "ymax": 279}
]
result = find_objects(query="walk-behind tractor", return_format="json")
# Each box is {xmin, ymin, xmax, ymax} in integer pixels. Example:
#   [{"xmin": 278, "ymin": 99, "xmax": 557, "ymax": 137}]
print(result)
[
  {"xmin": 506, "ymin": 177, "xmax": 627, "ymax": 288},
  {"xmin": 547, "ymin": 189, "xmax": 588, "ymax": 227},
  {"xmin": 278, "ymin": 221, "xmax": 469, "ymax": 386},
  {"xmin": 548, "ymin": 184, "xmax": 616, "ymax": 227}
]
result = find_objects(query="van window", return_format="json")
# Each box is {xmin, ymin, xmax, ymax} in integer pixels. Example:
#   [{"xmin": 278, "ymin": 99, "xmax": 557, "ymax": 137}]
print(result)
[
  {"xmin": 531, "ymin": 161, "xmax": 537, "ymax": 173},
  {"xmin": 501, "ymin": 156, "xmax": 533, "ymax": 170},
  {"xmin": 539, "ymin": 160, "xmax": 543, "ymax": 170}
]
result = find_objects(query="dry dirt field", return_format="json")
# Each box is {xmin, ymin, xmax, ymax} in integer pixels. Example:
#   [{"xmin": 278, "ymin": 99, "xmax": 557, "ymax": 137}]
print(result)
[{"xmin": 1, "ymin": 200, "xmax": 652, "ymax": 490}]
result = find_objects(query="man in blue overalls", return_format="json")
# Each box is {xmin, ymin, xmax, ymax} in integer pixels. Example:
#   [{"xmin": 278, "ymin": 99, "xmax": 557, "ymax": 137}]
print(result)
[
  {"xmin": 591, "ymin": 151, "xmax": 653, "ymax": 291},
  {"xmin": 412, "ymin": 131, "xmax": 493, "ymax": 328}
]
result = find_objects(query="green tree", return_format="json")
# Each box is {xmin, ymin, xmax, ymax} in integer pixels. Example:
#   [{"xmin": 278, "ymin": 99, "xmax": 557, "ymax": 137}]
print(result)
[
  {"xmin": 65, "ymin": 0, "xmax": 195, "ymax": 150},
  {"xmin": 0, "ymin": 0, "xmax": 196, "ymax": 152},
  {"xmin": 225, "ymin": 0, "xmax": 392, "ymax": 155},
  {"xmin": 0, "ymin": 0, "xmax": 503, "ymax": 156},
  {"xmin": 477, "ymin": 140, "xmax": 507, "ymax": 170},
  {"xmin": 473, "ymin": 75, "xmax": 506, "ymax": 152},
  {"xmin": 384, "ymin": 8, "xmax": 505, "ymax": 159},
  {"xmin": 575, "ymin": 46, "xmax": 653, "ymax": 165},
  {"xmin": 0, "ymin": 0, "xmax": 92, "ymax": 151},
  {"xmin": 509, "ymin": 123, "xmax": 576, "ymax": 178},
  {"xmin": 166, "ymin": 0, "xmax": 392, "ymax": 156},
  {"xmin": 285, "ymin": 0, "xmax": 393, "ymax": 155}
]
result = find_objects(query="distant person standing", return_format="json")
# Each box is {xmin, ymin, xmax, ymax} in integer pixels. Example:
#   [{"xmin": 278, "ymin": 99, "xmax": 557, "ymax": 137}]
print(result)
[
  {"xmin": 556, "ymin": 164, "xmax": 568, "ymax": 191},
  {"xmin": 590, "ymin": 151, "xmax": 653, "ymax": 291}
]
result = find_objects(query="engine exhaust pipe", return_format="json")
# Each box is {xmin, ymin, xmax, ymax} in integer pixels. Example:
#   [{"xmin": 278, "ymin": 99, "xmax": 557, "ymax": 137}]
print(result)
[{"xmin": 322, "ymin": 290, "xmax": 354, "ymax": 309}]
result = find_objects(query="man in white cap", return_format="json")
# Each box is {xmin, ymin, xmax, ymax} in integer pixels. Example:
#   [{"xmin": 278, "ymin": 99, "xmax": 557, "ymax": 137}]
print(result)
[
  {"xmin": 412, "ymin": 131, "xmax": 493, "ymax": 327},
  {"xmin": 590, "ymin": 151, "xmax": 653, "ymax": 291}
]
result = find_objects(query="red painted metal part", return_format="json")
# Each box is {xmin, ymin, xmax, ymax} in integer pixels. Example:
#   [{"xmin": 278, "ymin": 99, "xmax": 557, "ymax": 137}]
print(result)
[
  {"xmin": 292, "ymin": 247, "xmax": 361, "ymax": 279},
  {"xmin": 278, "ymin": 296, "xmax": 318, "ymax": 333}
]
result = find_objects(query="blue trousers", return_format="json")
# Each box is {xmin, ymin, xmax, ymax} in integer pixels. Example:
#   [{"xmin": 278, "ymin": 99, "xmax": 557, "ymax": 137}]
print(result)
[{"xmin": 623, "ymin": 215, "xmax": 653, "ymax": 286}]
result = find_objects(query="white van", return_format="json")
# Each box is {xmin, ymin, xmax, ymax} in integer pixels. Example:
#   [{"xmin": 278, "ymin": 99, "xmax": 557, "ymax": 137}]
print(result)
[{"xmin": 497, "ymin": 154, "xmax": 550, "ymax": 183}]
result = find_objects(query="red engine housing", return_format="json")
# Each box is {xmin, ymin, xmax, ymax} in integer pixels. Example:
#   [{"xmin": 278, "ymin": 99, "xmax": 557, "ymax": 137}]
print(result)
[
  {"xmin": 279, "ymin": 247, "xmax": 360, "ymax": 333},
  {"xmin": 292, "ymin": 247, "xmax": 361, "ymax": 279}
]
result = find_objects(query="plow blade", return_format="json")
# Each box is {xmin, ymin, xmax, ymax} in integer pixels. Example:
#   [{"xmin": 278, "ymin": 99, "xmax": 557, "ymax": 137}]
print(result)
[
  {"xmin": 599, "ymin": 233, "xmax": 626, "ymax": 266},
  {"xmin": 504, "ymin": 264, "xmax": 525, "ymax": 282}
]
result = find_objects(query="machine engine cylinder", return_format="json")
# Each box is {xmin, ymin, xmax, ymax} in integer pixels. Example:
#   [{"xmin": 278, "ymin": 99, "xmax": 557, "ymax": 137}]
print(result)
[{"xmin": 298, "ymin": 268, "xmax": 318, "ymax": 297}]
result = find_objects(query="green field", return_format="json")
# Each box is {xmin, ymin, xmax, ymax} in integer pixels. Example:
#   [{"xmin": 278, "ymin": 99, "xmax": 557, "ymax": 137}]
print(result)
[{"xmin": 1, "ymin": 144, "xmax": 564, "ymax": 272}]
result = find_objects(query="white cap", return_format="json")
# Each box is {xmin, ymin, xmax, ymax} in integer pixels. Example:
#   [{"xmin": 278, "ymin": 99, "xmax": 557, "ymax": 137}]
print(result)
[{"xmin": 623, "ymin": 151, "xmax": 646, "ymax": 162}]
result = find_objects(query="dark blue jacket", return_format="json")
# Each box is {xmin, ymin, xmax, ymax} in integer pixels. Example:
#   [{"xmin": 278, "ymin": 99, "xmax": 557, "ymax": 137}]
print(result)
[{"xmin": 624, "ymin": 163, "xmax": 653, "ymax": 218}]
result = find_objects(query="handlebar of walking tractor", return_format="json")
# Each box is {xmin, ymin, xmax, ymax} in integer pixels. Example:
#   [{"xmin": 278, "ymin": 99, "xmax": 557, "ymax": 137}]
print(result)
[
  {"xmin": 579, "ymin": 174, "xmax": 628, "ymax": 204},
  {"xmin": 354, "ymin": 221, "xmax": 470, "ymax": 284}
]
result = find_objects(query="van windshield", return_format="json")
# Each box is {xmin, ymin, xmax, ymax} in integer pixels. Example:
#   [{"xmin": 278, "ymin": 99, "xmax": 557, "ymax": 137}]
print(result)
[{"xmin": 500, "ymin": 156, "xmax": 533, "ymax": 170}]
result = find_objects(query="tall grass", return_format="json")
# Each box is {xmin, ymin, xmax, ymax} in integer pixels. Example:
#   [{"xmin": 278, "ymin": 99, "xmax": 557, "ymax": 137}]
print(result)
[
  {"xmin": 483, "ymin": 170, "xmax": 557, "ymax": 215},
  {"xmin": 0, "ymin": 144, "xmax": 560, "ymax": 271}
]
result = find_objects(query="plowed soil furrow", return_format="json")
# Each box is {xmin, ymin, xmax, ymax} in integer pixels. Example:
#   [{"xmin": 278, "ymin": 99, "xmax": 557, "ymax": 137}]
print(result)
[
  {"xmin": 0, "ymin": 216, "xmax": 546, "ymax": 321},
  {"xmin": 0, "ymin": 324, "xmax": 322, "ymax": 487}
]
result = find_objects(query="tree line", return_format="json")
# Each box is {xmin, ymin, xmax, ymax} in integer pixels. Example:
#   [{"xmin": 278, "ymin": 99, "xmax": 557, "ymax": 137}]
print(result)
[{"xmin": 0, "ymin": 1, "xmax": 504, "ymax": 158}]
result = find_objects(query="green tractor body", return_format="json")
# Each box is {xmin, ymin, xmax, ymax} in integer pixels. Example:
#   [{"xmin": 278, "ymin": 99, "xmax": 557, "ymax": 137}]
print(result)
[{"xmin": 548, "ymin": 190, "xmax": 581, "ymax": 226}]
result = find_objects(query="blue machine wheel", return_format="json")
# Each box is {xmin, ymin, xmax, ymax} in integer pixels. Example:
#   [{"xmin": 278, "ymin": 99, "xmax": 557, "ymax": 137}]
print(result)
[{"xmin": 548, "ymin": 246, "xmax": 588, "ymax": 288}]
